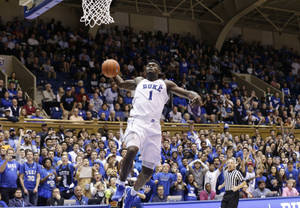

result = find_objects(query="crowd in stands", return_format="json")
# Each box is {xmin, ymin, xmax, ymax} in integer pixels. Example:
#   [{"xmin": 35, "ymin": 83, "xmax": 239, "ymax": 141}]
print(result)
[
  {"xmin": 0, "ymin": 18, "xmax": 300, "ymax": 126},
  {"xmin": 0, "ymin": 123, "xmax": 298, "ymax": 207},
  {"xmin": 0, "ymin": 17, "xmax": 299, "ymax": 207}
]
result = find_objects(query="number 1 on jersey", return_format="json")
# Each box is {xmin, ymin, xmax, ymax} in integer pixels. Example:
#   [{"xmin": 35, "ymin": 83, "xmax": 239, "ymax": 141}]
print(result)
[{"xmin": 148, "ymin": 90, "xmax": 153, "ymax": 100}]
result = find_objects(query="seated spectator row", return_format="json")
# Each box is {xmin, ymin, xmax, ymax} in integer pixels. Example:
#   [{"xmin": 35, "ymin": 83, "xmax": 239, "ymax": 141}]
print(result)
[{"xmin": 1, "ymin": 19, "xmax": 300, "ymax": 126}]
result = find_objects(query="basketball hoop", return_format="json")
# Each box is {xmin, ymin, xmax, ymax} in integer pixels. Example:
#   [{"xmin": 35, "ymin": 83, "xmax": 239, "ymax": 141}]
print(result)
[{"xmin": 80, "ymin": 0, "xmax": 114, "ymax": 28}]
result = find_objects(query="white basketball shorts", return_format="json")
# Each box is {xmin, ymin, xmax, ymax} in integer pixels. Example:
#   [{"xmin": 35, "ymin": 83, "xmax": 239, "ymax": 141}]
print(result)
[{"xmin": 123, "ymin": 117, "xmax": 161, "ymax": 167}]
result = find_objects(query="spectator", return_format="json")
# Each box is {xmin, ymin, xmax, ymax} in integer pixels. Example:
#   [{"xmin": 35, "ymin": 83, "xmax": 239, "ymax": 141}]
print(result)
[
  {"xmin": 0, "ymin": 148, "xmax": 20, "ymax": 204},
  {"xmin": 170, "ymin": 173, "xmax": 186, "ymax": 200},
  {"xmin": 252, "ymin": 180, "xmax": 277, "ymax": 198},
  {"xmin": 199, "ymin": 183, "xmax": 216, "ymax": 200},
  {"xmin": 282, "ymin": 179, "xmax": 299, "ymax": 197},
  {"xmin": 0, "ymin": 193, "xmax": 7, "ymax": 207},
  {"xmin": 19, "ymin": 150, "xmax": 41, "ymax": 206},
  {"xmin": 90, "ymin": 172, "xmax": 105, "ymax": 204},
  {"xmin": 42, "ymin": 83, "xmax": 56, "ymax": 115},
  {"xmin": 151, "ymin": 185, "xmax": 167, "ymax": 202},
  {"xmin": 9, "ymin": 99, "xmax": 20, "ymax": 117},
  {"xmin": 38, "ymin": 158, "xmax": 56, "ymax": 206},
  {"xmin": 56, "ymin": 155, "xmax": 75, "ymax": 199},
  {"xmin": 1, "ymin": 92, "xmax": 12, "ymax": 109},
  {"xmin": 0, "ymin": 80, "xmax": 7, "ymax": 98},
  {"xmin": 8, "ymin": 188, "xmax": 31, "ymax": 207},
  {"xmin": 69, "ymin": 108, "xmax": 84, "ymax": 121},
  {"xmin": 188, "ymin": 158, "xmax": 208, "ymax": 191},
  {"xmin": 31, "ymin": 108, "xmax": 43, "ymax": 119},
  {"xmin": 104, "ymin": 83, "xmax": 118, "ymax": 109},
  {"xmin": 70, "ymin": 186, "xmax": 89, "ymax": 205},
  {"xmin": 46, "ymin": 188, "xmax": 64, "ymax": 206},
  {"xmin": 239, "ymin": 183, "xmax": 253, "ymax": 198},
  {"xmin": 169, "ymin": 106, "xmax": 182, "ymax": 123},
  {"xmin": 42, "ymin": 59, "xmax": 56, "ymax": 79},
  {"xmin": 184, "ymin": 173, "xmax": 198, "ymax": 201},
  {"xmin": 205, "ymin": 159, "xmax": 225, "ymax": 193},
  {"xmin": 75, "ymin": 157, "xmax": 96, "ymax": 198},
  {"xmin": 154, "ymin": 163, "xmax": 176, "ymax": 196},
  {"xmin": 23, "ymin": 100, "xmax": 36, "ymax": 116},
  {"xmin": 104, "ymin": 177, "xmax": 117, "ymax": 204},
  {"xmin": 60, "ymin": 87, "xmax": 76, "ymax": 113}
]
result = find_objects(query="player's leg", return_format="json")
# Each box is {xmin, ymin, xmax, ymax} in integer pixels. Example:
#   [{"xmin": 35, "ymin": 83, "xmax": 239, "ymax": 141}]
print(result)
[
  {"xmin": 112, "ymin": 132, "xmax": 140, "ymax": 202},
  {"xmin": 123, "ymin": 130, "xmax": 160, "ymax": 208},
  {"xmin": 133, "ymin": 164, "xmax": 153, "ymax": 191},
  {"xmin": 123, "ymin": 162, "xmax": 154, "ymax": 208},
  {"xmin": 119, "ymin": 145, "xmax": 139, "ymax": 181}
]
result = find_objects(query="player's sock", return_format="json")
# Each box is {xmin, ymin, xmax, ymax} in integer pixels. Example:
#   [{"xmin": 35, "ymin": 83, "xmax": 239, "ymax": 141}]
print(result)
[
  {"xmin": 131, "ymin": 188, "xmax": 137, "ymax": 196},
  {"xmin": 117, "ymin": 179, "xmax": 125, "ymax": 187}
]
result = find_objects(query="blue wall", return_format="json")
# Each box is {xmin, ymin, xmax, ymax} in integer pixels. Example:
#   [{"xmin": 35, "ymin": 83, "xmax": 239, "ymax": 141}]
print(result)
[
  {"xmin": 28, "ymin": 197, "xmax": 300, "ymax": 208},
  {"xmin": 142, "ymin": 197, "xmax": 300, "ymax": 208}
]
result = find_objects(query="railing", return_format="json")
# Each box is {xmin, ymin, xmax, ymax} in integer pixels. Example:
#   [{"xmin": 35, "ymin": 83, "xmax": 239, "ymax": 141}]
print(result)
[
  {"xmin": 0, "ymin": 118, "xmax": 299, "ymax": 139},
  {"xmin": 232, "ymin": 72, "xmax": 266, "ymax": 99},
  {"xmin": 25, "ymin": 196, "xmax": 300, "ymax": 208},
  {"xmin": 0, "ymin": 55, "xmax": 36, "ymax": 100}
]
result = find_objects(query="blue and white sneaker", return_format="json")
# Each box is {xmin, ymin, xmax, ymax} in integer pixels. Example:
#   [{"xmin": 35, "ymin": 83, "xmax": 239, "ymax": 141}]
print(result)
[
  {"xmin": 123, "ymin": 187, "xmax": 135, "ymax": 208},
  {"xmin": 112, "ymin": 183, "xmax": 125, "ymax": 202}
]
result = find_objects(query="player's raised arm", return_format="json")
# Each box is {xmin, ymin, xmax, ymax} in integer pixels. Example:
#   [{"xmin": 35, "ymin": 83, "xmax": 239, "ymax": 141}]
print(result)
[
  {"xmin": 113, "ymin": 75, "xmax": 144, "ymax": 91},
  {"xmin": 164, "ymin": 80, "xmax": 201, "ymax": 105}
]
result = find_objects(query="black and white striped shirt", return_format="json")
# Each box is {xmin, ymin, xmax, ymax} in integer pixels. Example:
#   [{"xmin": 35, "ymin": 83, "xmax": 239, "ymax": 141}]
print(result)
[{"xmin": 224, "ymin": 169, "xmax": 244, "ymax": 191}]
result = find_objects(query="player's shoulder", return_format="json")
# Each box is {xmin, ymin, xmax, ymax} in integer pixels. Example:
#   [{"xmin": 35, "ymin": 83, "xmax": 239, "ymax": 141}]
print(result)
[{"xmin": 135, "ymin": 76, "xmax": 144, "ymax": 84}]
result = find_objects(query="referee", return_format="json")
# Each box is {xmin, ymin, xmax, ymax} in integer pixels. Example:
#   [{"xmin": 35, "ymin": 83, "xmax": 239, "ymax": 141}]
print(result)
[{"xmin": 218, "ymin": 158, "xmax": 246, "ymax": 208}]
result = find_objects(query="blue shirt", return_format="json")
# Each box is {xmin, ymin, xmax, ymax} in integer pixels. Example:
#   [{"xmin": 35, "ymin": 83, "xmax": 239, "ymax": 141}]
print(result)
[
  {"xmin": 56, "ymin": 163, "xmax": 75, "ymax": 191},
  {"xmin": 70, "ymin": 195, "xmax": 89, "ymax": 205},
  {"xmin": 39, "ymin": 168, "xmax": 56, "ymax": 198},
  {"xmin": 0, "ymin": 200, "xmax": 7, "ymax": 207},
  {"xmin": 185, "ymin": 184, "xmax": 197, "ymax": 201},
  {"xmin": 20, "ymin": 162, "xmax": 41, "ymax": 190},
  {"xmin": 0, "ymin": 160, "xmax": 20, "ymax": 188},
  {"xmin": 1, "ymin": 98, "xmax": 12, "ymax": 108},
  {"xmin": 286, "ymin": 169, "xmax": 298, "ymax": 180},
  {"xmin": 153, "ymin": 172, "xmax": 176, "ymax": 196}
]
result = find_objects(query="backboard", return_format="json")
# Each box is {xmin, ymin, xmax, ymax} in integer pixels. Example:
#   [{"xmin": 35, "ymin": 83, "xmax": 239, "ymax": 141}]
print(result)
[{"xmin": 19, "ymin": 0, "xmax": 63, "ymax": 19}]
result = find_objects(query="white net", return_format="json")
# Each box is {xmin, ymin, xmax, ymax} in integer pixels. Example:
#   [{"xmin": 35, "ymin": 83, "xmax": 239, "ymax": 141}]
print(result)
[{"xmin": 80, "ymin": 0, "xmax": 114, "ymax": 28}]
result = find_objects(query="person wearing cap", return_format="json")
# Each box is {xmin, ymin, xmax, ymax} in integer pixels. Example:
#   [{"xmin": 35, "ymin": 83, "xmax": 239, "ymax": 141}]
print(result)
[
  {"xmin": 20, "ymin": 134, "xmax": 37, "ymax": 153},
  {"xmin": 60, "ymin": 87, "xmax": 76, "ymax": 113},
  {"xmin": 252, "ymin": 180, "xmax": 277, "ymax": 198}
]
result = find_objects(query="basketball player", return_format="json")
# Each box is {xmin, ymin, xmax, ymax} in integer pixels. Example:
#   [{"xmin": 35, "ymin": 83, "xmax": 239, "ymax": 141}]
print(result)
[{"xmin": 110, "ymin": 60, "xmax": 201, "ymax": 208}]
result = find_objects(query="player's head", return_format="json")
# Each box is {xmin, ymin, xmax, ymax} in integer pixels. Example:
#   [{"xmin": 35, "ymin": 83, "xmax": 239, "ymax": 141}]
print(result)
[{"xmin": 146, "ymin": 59, "xmax": 160, "ymax": 80}]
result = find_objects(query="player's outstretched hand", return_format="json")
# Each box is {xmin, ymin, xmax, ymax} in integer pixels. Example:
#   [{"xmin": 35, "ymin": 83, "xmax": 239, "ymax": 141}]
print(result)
[{"xmin": 190, "ymin": 96, "xmax": 202, "ymax": 107}]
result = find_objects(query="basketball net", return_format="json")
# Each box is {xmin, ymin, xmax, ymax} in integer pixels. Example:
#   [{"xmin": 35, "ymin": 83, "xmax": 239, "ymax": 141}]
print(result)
[{"xmin": 80, "ymin": 0, "xmax": 114, "ymax": 28}]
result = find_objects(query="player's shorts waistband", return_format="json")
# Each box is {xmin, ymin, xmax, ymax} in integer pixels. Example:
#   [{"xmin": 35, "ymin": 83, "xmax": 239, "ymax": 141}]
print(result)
[{"xmin": 128, "ymin": 116, "xmax": 159, "ymax": 123}]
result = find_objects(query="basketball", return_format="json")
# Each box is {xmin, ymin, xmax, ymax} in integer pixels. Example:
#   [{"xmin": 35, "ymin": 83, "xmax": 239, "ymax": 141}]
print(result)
[{"xmin": 102, "ymin": 59, "xmax": 120, "ymax": 78}]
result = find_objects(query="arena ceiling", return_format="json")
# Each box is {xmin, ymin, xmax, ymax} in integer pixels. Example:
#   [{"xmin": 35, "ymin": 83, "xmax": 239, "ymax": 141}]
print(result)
[{"xmin": 64, "ymin": 0, "xmax": 300, "ymax": 34}]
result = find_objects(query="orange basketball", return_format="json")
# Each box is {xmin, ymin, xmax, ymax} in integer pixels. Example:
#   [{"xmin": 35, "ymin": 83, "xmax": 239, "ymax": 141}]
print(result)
[{"xmin": 102, "ymin": 59, "xmax": 120, "ymax": 78}]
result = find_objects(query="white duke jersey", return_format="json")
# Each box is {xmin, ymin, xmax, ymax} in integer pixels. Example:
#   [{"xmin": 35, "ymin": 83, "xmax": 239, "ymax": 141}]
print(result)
[{"xmin": 130, "ymin": 79, "xmax": 169, "ymax": 120}]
